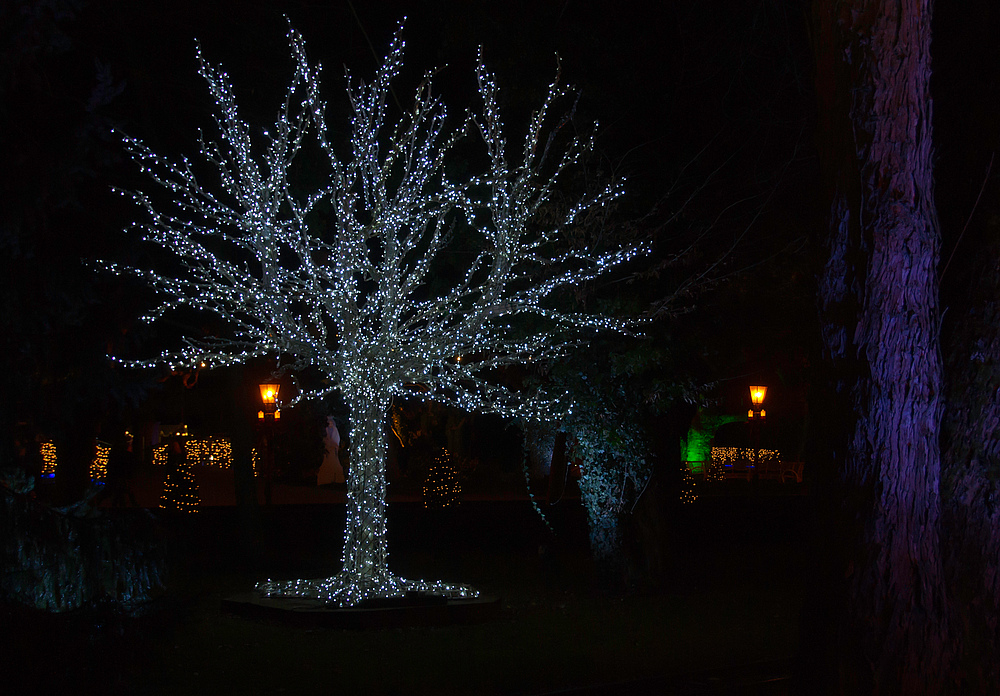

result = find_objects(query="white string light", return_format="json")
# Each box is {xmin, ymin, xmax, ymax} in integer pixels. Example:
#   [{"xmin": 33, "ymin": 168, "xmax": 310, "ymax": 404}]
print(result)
[{"xmin": 105, "ymin": 23, "xmax": 645, "ymax": 606}]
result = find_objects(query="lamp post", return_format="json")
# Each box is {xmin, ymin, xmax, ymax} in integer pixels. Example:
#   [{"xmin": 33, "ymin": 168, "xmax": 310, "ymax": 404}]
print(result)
[
  {"xmin": 258, "ymin": 382, "xmax": 280, "ymax": 417},
  {"xmin": 748, "ymin": 385, "xmax": 767, "ymax": 481},
  {"xmin": 257, "ymin": 381, "xmax": 280, "ymax": 505}
]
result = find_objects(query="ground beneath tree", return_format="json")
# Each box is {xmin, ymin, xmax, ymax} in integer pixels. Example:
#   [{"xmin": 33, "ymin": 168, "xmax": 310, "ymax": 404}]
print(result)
[{"xmin": 2, "ymin": 495, "xmax": 807, "ymax": 695}]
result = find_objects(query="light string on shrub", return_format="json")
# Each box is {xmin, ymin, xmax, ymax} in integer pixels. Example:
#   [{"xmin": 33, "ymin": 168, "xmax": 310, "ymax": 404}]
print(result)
[{"xmin": 38, "ymin": 441, "xmax": 112, "ymax": 483}]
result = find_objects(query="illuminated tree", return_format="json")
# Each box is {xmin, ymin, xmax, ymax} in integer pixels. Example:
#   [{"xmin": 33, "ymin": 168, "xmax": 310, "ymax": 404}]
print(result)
[{"xmin": 103, "ymin": 25, "xmax": 641, "ymax": 606}]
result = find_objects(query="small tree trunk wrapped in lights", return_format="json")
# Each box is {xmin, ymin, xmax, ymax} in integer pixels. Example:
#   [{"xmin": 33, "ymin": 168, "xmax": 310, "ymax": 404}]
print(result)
[
  {"xmin": 103, "ymin": 23, "xmax": 643, "ymax": 607},
  {"xmin": 341, "ymin": 399, "xmax": 390, "ymax": 585}
]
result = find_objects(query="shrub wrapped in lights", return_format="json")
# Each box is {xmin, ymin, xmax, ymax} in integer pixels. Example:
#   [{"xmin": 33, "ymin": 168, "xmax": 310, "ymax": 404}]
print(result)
[
  {"xmin": 710, "ymin": 446, "xmax": 782, "ymax": 469},
  {"xmin": 102, "ymin": 24, "xmax": 642, "ymax": 607},
  {"xmin": 705, "ymin": 459, "xmax": 725, "ymax": 482},
  {"xmin": 422, "ymin": 449, "xmax": 461, "ymax": 509},
  {"xmin": 679, "ymin": 465, "xmax": 698, "ymax": 503},
  {"xmin": 185, "ymin": 436, "xmax": 234, "ymax": 468},
  {"xmin": 90, "ymin": 442, "xmax": 111, "ymax": 483},
  {"xmin": 40, "ymin": 442, "xmax": 58, "ymax": 479},
  {"xmin": 158, "ymin": 442, "xmax": 200, "ymax": 514},
  {"xmin": 38, "ymin": 441, "xmax": 114, "ymax": 482}
]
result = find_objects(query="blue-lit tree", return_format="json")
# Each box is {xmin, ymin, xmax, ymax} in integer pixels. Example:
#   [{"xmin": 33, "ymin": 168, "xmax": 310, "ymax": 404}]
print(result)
[{"xmin": 103, "ymin": 25, "xmax": 642, "ymax": 606}]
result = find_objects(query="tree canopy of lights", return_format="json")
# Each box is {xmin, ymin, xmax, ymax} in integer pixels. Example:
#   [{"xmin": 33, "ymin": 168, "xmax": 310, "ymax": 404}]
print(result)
[{"xmin": 103, "ymin": 23, "xmax": 643, "ymax": 607}]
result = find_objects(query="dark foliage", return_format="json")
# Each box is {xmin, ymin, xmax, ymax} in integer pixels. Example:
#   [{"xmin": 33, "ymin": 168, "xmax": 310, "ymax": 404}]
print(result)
[{"xmin": 1, "ymin": 468, "xmax": 164, "ymax": 612}]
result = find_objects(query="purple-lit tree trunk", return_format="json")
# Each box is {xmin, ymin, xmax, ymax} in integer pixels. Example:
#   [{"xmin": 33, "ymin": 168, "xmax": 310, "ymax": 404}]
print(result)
[{"xmin": 813, "ymin": 0, "xmax": 951, "ymax": 691}]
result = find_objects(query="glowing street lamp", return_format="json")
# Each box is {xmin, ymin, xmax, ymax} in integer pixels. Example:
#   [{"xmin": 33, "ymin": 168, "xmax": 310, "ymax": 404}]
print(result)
[
  {"xmin": 749, "ymin": 385, "xmax": 767, "ymax": 420},
  {"xmin": 257, "ymin": 380, "xmax": 281, "ymax": 505},
  {"xmin": 258, "ymin": 382, "xmax": 281, "ymax": 420},
  {"xmin": 259, "ymin": 382, "xmax": 279, "ymax": 413},
  {"xmin": 748, "ymin": 384, "xmax": 767, "ymax": 481}
]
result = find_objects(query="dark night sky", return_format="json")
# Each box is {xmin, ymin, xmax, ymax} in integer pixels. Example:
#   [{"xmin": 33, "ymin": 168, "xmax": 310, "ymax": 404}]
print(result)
[{"xmin": 69, "ymin": 0, "xmax": 813, "ymax": 202}]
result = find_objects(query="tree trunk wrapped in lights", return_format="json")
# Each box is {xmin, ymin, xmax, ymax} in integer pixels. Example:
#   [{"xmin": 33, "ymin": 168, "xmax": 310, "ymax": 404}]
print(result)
[{"xmin": 102, "ymin": 24, "xmax": 642, "ymax": 607}]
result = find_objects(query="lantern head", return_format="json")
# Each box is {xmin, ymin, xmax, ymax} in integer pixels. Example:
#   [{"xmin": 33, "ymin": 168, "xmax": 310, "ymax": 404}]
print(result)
[{"xmin": 259, "ymin": 382, "xmax": 280, "ymax": 414}]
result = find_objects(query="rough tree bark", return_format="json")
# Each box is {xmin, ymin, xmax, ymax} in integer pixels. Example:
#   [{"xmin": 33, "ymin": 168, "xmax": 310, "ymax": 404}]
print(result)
[{"xmin": 811, "ymin": 0, "xmax": 951, "ymax": 692}]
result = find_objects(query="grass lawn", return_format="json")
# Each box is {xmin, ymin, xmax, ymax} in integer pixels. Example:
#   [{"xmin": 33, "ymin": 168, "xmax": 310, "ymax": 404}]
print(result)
[{"xmin": 4, "ymin": 494, "xmax": 807, "ymax": 695}]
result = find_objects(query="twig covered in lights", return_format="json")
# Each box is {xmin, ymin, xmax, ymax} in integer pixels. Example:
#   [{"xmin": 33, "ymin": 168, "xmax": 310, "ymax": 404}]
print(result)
[{"xmin": 103, "ymin": 23, "xmax": 642, "ymax": 607}]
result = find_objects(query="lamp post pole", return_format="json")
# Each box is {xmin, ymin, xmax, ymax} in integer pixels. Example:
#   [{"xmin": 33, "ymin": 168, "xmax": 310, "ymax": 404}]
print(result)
[
  {"xmin": 748, "ymin": 385, "xmax": 767, "ymax": 481},
  {"xmin": 258, "ymin": 382, "xmax": 280, "ymax": 506}
]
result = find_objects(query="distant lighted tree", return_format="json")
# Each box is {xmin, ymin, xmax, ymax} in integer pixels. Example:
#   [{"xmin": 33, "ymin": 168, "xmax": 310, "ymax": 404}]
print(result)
[{"xmin": 103, "ymin": 24, "xmax": 642, "ymax": 606}]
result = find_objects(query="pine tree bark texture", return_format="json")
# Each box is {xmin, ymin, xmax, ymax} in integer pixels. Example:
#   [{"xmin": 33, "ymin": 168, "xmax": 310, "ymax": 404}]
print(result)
[{"xmin": 813, "ymin": 0, "xmax": 951, "ymax": 691}]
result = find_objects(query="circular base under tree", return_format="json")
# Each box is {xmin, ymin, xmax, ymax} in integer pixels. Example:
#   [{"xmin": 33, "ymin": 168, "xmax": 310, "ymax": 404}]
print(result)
[
  {"xmin": 224, "ymin": 573, "xmax": 497, "ymax": 629},
  {"xmin": 256, "ymin": 571, "xmax": 479, "ymax": 607}
]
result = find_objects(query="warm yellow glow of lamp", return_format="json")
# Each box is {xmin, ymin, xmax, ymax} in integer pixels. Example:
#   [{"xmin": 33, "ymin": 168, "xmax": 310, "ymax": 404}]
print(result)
[
  {"xmin": 259, "ymin": 382, "xmax": 279, "ymax": 415},
  {"xmin": 749, "ymin": 385, "xmax": 767, "ymax": 419}
]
